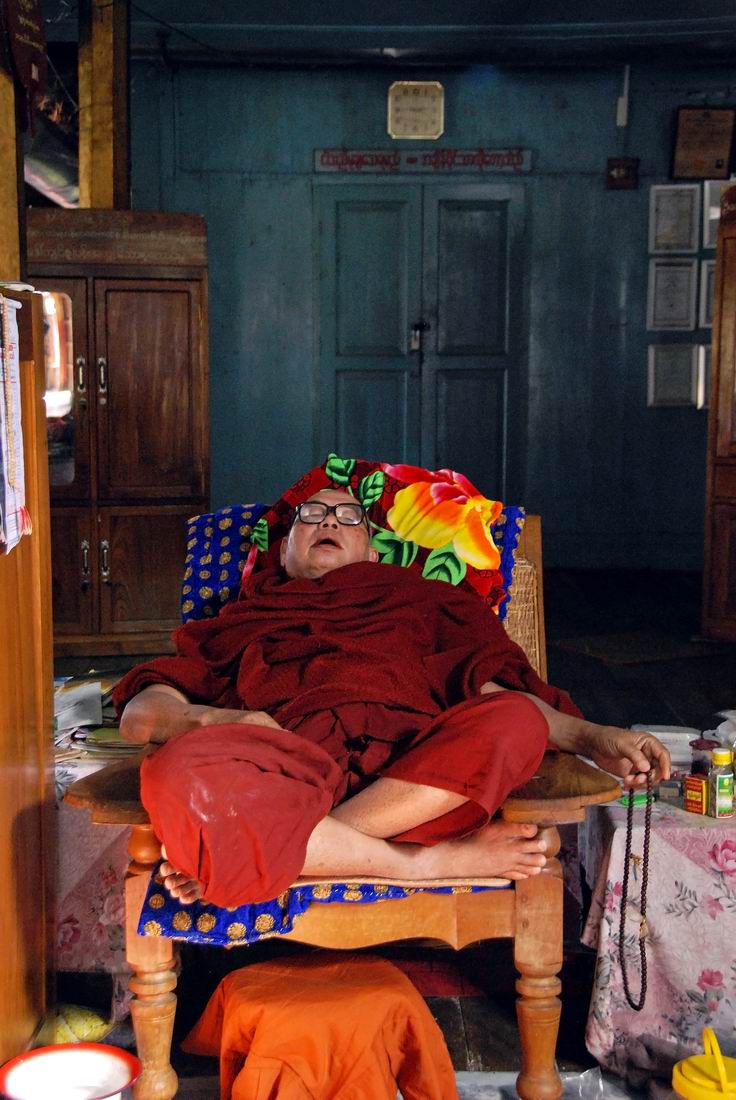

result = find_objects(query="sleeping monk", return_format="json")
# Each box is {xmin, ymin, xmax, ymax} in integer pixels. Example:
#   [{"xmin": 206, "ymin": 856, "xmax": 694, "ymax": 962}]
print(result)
[{"xmin": 114, "ymin": 488, "xmax": 670, "ymax": 909}]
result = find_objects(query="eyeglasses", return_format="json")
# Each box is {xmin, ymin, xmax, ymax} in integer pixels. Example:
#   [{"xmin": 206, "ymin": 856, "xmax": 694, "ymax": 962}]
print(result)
[{"xmin": 293, "ymin": 501, "xmax": 368, "ymax": 527}]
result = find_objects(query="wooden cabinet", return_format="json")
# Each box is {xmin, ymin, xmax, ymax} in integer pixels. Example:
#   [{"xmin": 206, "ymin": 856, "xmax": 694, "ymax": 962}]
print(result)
[
  {"xmin": 703, "ymin": 187, "xmax": 736, "ymax": 640},
  {"xmin": 28, "ymin": 210, "xmax": 209, "ymax": 655}
]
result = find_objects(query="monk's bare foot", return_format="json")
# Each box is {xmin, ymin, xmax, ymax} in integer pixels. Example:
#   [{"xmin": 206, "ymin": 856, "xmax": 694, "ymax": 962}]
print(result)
[
  {"xmin": 160, "ymin": 845, "xmax": 204, "ymax": 904},
  {"xmin": 426, "ymin": 821, "xmax": 547, "ymax": 880}
]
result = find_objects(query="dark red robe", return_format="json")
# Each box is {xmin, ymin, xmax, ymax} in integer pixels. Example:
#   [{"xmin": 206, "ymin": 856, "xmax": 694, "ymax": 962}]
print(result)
[{"xmin": 114, "ymin": 563, "xmax": 579, "ymax": 905}]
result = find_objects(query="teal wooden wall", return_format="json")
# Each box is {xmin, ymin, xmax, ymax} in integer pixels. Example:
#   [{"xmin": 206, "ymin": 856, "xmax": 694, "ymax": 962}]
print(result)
[{"xmin": 130, "ymin": 61, "xmax": 720, "ymax": 569}]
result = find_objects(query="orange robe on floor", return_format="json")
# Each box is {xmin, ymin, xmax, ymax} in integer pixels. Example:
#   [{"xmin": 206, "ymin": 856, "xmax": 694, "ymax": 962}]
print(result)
[{"xmin": 182, "ymin": 952, "xmax": 460, "ymax": 1100}]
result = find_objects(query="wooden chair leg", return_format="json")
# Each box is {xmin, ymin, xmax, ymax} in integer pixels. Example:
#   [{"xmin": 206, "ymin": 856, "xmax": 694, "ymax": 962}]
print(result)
[
  {"xmin": 514, "ymin": 825, "xmax": 564, "ymax": 1100},
  {"xmin": 125, "ymin": 824, "xmax": 179, "ymax": 1100}
]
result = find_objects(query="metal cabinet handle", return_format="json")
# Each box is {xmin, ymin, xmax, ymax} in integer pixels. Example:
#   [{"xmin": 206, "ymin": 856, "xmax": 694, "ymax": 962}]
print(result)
[
  {"xmin": 81, "ymin": 538, "xmax": 90, "ymax": 589},
  {"xmin": 97, "ymin": 356, "xmax": 108, "ymax": 395},
  {"xmin": 76, "ymin": 356, "xmax": 86, "ymax": 393},
  {"xmin": 100, "ymin": 538, "xmax": 110, "ymax": 582}
]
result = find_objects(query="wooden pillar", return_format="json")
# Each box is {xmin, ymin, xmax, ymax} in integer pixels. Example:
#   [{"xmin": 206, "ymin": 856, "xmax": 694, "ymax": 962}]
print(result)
[
  {"xmin": 78, "ymin": 0, "xmax": 130, "ymax": 209},
  {"xmin": 0, "ymin": 70, "xmax": 21, "ymax": 278}
]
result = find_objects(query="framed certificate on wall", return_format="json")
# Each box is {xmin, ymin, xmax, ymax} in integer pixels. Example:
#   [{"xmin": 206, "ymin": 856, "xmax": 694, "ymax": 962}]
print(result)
[
  {"xmin": 647, "ymin": 258, "xmax": 698, "ymax": 331},
  {"xmin": 647, "ymin": 345, "xmax": 699, "ymax": 407},
  {"xmin": 649, "ymin": 184, "xmax": 700, "ymax": 253}
]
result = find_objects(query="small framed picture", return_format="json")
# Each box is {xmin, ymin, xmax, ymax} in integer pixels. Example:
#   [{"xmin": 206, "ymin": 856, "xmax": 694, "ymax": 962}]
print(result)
[
  {"xmin": 699, "ymin": 260, "xmax": 716, "ymax": 328},
  {"xmin": 647, "ymin": 345, "xmax": 699, "ymax": 407},
  {"xmin": 647, "ymin": 258, "xmax": 698, "ymax": 331},
  {"xmin": 703, "ymin": 179, "xmax": 735, "ymax": 248},
  {"xmin": 697, "ymin": 345, "xmax": 712, "ymax": 409},
  {"xmin": 672, "ymin": 107, "xmax": 736, "ymax": 180},
  {"xmin": 649, "ymin": 184, "xmax": 700, "ymax": 252}
]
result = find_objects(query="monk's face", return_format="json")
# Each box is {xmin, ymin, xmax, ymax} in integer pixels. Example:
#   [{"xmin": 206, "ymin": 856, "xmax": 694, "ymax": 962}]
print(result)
[{"xmin": 280, "ymin": 489, "xmax": 378, "ymax": 580}]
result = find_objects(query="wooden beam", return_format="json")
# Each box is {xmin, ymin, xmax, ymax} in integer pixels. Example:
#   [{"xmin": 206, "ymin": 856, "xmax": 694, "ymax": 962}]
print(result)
[
  {"xmin": 0, "ymin": 70, "xmax": 21, "ymax": 278},
  {"xmin": 78, "ymin": 0, "xmax": 130, "ymax": 209}
]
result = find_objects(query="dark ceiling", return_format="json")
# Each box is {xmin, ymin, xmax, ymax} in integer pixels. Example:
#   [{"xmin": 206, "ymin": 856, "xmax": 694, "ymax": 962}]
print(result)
[{"xmin": 42, "ymin": 1, "xmax": 736, "ymax": 66}]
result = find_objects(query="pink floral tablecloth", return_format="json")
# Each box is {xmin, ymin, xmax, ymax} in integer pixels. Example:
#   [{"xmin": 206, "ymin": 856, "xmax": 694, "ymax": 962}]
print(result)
[
  {"xmin": 580, "ymin": 801, "xmax": 736, "ymax": 1077},
  {"xmin": 56, "ymin": 757, "xmax": 132, "ymax": 1021}
]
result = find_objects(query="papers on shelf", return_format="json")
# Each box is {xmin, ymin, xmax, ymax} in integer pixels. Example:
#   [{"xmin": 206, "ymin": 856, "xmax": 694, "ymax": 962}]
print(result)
[
  {"xmin": 53, "ymin": 671, "xmax": 139, "ymax": 760},
  {"xmin": 54, "ymin": 680, "xmax": 103, "ymax": 732},
  {"xmin": 0, "ymin": 295, "xmax": 31, "ymax": 553}
]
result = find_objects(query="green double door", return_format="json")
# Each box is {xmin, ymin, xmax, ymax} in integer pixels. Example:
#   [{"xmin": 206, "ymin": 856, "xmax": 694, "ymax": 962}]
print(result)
[{"xmin": 316, "ymin": 182, "xmax": 525, "ymax": 497}]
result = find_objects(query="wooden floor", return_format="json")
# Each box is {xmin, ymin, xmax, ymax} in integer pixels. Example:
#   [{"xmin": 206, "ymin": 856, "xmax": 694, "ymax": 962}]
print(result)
[{"xmin": 57, "ymin": 569, "xmax": 736, "ymax": 1076}]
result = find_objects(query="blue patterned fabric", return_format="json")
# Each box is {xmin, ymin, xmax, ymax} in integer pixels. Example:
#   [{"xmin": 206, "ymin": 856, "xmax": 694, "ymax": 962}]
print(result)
[
  {"xmin": 181, "ymin": 503, "xmax": 268, "ymax": 622},
  {"xmin": 138, "ymin": 863, "xmax": 510, "ymax": 947}
]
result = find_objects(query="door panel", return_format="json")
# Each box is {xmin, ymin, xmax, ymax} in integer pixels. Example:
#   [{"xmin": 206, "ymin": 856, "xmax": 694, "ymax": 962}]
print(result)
[
  {"xmin": 95, "ymin": 280, "xmax": 206, "ymax": 500},
  {"xmin": 98, "ymin": 506, "xmax": 193, "ymax": 634},
  {"xmin": 317, "ymin": 185, "xmax": 422, "ymax": 462},
  {"xmin": 316, "ymin": 182, "xmax": 523, "ymax": 496},
  {"xmin": 422, "ymin": 184, "xmax": 523, "ymax": 496},
  {"xmin": 435, "ymin": 368, "xmax": 506, "ymax": 494},
  {"xmin": 335, "ymin": 370, "xmax": 411, "ymax": 460},
  {"xmin": 50, "ymin": 507, "xmax": 95, "ymax": 635},
  {"xmin": 30, "ymin": 276, "xmax": 93, "ymax": 501},
  {"xmin": 435, "ymin": 200, "xmax": 508, "ymax": 356}
]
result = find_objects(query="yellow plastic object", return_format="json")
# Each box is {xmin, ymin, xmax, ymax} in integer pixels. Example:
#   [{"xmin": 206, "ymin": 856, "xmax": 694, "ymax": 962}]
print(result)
[
  {"xmin": 35, "ymin": 1003, "xmax": 112, "ymax": 1045},
  {"xmin": 673, "ymin": 1029, "xmax": 736, "ymax": 1100}
]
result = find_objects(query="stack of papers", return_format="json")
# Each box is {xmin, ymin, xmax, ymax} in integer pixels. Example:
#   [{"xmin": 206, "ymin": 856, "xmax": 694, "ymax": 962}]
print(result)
[{"xmin": 53, "ymin": 671, "xmax": 139, "ymax": 760}]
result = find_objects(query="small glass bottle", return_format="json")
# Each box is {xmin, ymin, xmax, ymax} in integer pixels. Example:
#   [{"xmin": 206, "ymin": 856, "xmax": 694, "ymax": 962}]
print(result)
[{"xmin": 708, "ymin": 748, "xmax": 734, "ymax": 819}]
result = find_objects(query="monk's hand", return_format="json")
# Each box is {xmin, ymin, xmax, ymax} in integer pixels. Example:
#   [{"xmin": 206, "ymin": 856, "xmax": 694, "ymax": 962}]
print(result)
[
  {"xmin": 196, "ymin": 706, "xmax": 285, "ymax": 731},
  {"xmin": 583, "ymin": 725, "xmax": 671, "ymax": 788}
]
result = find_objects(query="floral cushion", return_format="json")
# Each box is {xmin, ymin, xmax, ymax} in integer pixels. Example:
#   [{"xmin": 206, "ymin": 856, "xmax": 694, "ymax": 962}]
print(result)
[
  {"xmin": 245, "ymin": 453, "xmax": 523, "ymax": 618},
  {"xmin": 181, "ymin": 455, "xmax": 524, "ymax": 623}
]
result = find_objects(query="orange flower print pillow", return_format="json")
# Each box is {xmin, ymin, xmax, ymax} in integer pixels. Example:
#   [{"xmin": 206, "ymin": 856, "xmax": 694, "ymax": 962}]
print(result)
[{"xmin": 244, "ymin": 453, "xmax": 522, "ymax": 616}]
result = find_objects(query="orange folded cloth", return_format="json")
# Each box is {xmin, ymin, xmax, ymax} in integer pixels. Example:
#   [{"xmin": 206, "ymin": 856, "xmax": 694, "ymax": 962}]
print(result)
[{"xmin": 182, "ymin": 951, "xmax": 460, "ymax": 1100}]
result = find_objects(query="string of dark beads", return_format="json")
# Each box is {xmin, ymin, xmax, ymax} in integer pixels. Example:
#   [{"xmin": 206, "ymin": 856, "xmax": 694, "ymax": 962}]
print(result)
[{"xmin": 617, "ymin": 771, "xmax": 653, "ymax": 1011}]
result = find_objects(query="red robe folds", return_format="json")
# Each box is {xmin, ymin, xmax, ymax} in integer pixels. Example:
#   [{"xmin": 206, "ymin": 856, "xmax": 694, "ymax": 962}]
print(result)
[{"xmin": 114, "ymin": 562, "xmax": 579, "ymax": 906}]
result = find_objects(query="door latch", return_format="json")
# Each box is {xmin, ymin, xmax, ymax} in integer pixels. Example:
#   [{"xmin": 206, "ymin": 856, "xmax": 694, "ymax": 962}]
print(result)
[{"xmin": 410, "ymin": 321, "xmax": 430, "ymax": 352}]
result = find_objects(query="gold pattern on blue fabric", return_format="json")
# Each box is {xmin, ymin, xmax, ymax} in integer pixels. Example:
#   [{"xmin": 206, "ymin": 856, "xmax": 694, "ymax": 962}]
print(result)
[
  {"xmin": 172, "ymin": 911, "xmax": 193, "ymax": 931},
  {"xmin": 239, "ymin": 525, "xmax": 251, "ymax": 536},
  {"xmin": 220, "ymin": 536, "xmax": 231, "ymax": 546},
  {"xmin": 184, "ymin": 567, "xmax": 192, "ymax": 580},
  {"xmin": 204, "ymin": 526, "xmax": 213, "ymax": 537},
  {"xmin": 374, "ymin": 884, "xmax": 388, "ymax": 895},
  {"xmin": 144, "ymin": 921, "xmax": 162, "ymax": 936},
  {"xmin": 199, "ymin": 586, "xmax": 213, "ymax": 599},
  {"xmin": 218, "ymin": 518, "xmax": 233, "ymax": 529},
  {"xmin": 199, "ymin": 553, "xmax": 212, "ymax": 565},
  {"xmin": 154, "ymin": 872, "xmax": 164, "ymax": 885},
  {"xmin": 451, "ymin": 885, "xmax": 472, "ymax": 894},
  {"xmin": 312, "ymin": 885, "xmax": 332, "ymax": 899},
  {"xmin": 187, "ymin": 538, "xmax": 197, "ymax": 550},
  {"xmin": 196, "ymin": 914, "xmax": 217, "ymax": 933},
  {"xmin": 182, "ymin": 600, "xmax": 194, "ymax": 614},
  {"xmin": 227, "ymin": 922, "xmax": 246, "ymax": 940},
  {"xmin": 342, "ymin": 887, "xmax": 363, "ymax": 901},
  {"xmin": 182, "ymin": 585, "xmax": 192, "ymax": 595},
  {"xmin": 277, "ymin": 891, "xmax": 289, "ymax": 907},
  {"xmin": 219, "ymin": 551, "xmax": 232, "ymax": 564},
  {"xmin": 203, "ymin": 606, "xmax": 215, "ymax": 616},
  {"xmin": 148, "ymin": 893, "xmax": 165, "ymax": 910},
  {"xmin": 185, "ymin": 553, "xmax": 193, "ymax": 564},
  {"xmin": 254, "ymin": 914, "xmax": 275, "ymax": 933},
  {"xmin": 199, "ymin": 570, "xmax": 211, "ymax": 580},
  {"xmin": 219, "ymin": 587, "xmax": 230, "ymax": 602},
  {"xmin": 219, "ymin": 570, "xmax": 229, "ymax": 582}
]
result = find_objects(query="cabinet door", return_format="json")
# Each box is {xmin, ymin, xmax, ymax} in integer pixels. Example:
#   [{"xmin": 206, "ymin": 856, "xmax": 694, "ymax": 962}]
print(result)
[
  {"xmin": 30, "ymin": 277, "xmax": 94, "ymax": 501},
  {"xmin": 98, "ymin": 506, "xmax": 193, "ymax": 635},
  {"xmin": 703, "ymin": 504, "xmax": 736, "ymax": 639},
  {"xmin": 50, "ymin": 507, "xmax": 96, "ymax": 635},
  {"xmin": 95, "ymin": 279, "xmax": 207, "ymax": 501}
]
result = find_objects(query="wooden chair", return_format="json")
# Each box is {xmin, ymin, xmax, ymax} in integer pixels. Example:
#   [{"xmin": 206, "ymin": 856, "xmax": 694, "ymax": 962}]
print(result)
[{"xmin": 65, "ymin": 516, "xmax": 620, "ymax": 1100}]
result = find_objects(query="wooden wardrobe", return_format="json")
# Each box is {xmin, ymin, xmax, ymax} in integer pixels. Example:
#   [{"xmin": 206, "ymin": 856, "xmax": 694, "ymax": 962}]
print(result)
[
  {"xmin": 703, "ymin": 185, "xmax": 736, "ymax": 641},
  {"xmin": 27, "ymin": 210, "xmax": 209, "ymax": 656},
  {"xmin": 0, "ymin": 288, "xmax": 55, "ymax": 1061}
]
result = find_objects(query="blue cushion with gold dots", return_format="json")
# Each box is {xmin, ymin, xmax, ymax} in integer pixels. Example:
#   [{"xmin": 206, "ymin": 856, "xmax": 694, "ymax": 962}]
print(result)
[{"xmin": 181, "ymin": 503, "xmax": 268, "ymax": 623}]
